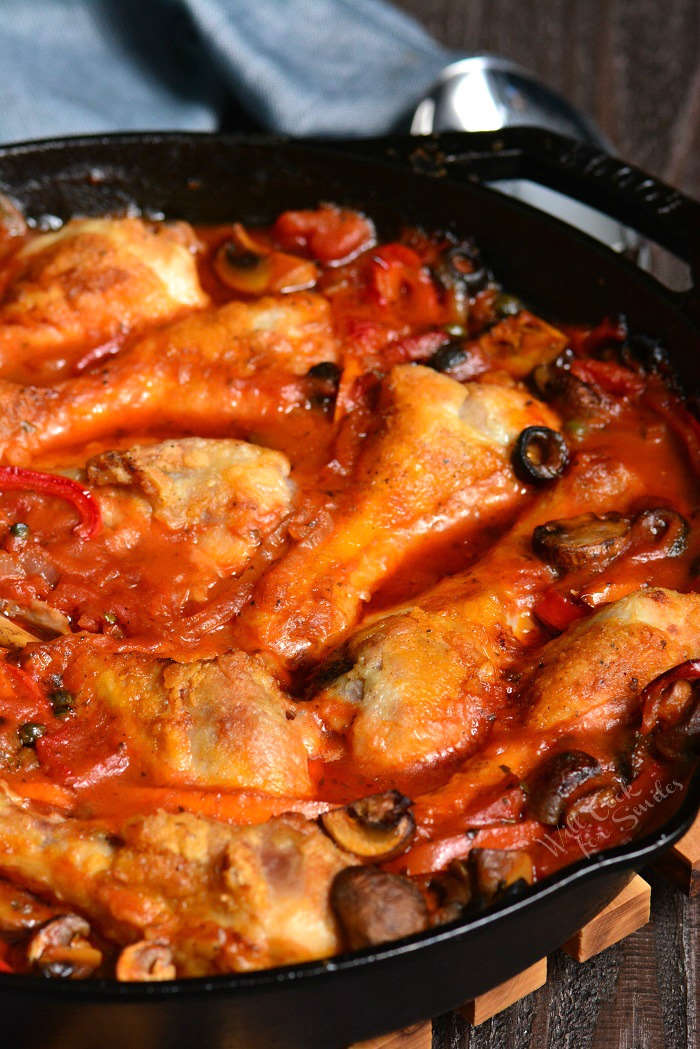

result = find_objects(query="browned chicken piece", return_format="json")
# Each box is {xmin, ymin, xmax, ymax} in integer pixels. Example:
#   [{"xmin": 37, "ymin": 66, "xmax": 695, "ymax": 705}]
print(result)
[
  {"xmin": 0, "ymin": 218, "xmax": 208, "ymax": 382},
  {"xmin": 413, "ymin": 587, "xmax": 700, "ymax": 829},
  {"xmin": 0, "ymin": 790, "xmax": 352, "ymax": 975},
  {"xmin": 87, "ymin": 437, "xmax": 293, "ymax": 532},
  {"xmin": 88, "ymin": 437, "xmax": 294, "ymax": 590},
  {"xmin": 58, "ymin": 644, "xmax": 323, "ymax": 795},
  {"xmin": 236, "ymin": 365, "xmax": 559, "ymax": 667},
  {"xmin": 0, "ymin": 292, "xmax": 338, "ymax": 463},
  {"xmin": 313, "ymin": 451, "xmax": 646, "ymax": 776}
]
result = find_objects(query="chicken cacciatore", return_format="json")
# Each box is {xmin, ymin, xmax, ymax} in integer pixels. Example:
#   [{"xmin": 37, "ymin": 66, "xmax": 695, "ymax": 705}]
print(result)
[{"xmin": 0, "ymin": 202, "xmax": 697, "ymax": 980}]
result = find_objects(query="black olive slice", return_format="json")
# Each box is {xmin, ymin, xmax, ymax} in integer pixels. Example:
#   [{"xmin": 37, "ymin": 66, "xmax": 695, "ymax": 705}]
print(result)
[{"xmin": 513, "ymin": 426, "xmax": 569, "ymax": 484}]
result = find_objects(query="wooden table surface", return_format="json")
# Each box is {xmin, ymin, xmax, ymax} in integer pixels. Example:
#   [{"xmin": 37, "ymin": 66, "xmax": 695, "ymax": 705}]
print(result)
[{"xmin": 391, "ymin": 4, "xmax": 700, "ymax": 1048}]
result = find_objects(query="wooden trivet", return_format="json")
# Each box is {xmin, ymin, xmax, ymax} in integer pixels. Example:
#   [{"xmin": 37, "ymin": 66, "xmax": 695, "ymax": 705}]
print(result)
[
  {"xmin": 347, "ymin": 817, "xmax": 699, "ymax": 1046},
  {"xmin": 351, "ymin": 1023, "xmax": 431, "ymax": 1049},
  {"xmin": 655, "ymin": 814, "xmax": 700, "ymax": 896},
  {"xmin": 347, "ymin": 872, "xmax": 652, "ymax": 1045}
]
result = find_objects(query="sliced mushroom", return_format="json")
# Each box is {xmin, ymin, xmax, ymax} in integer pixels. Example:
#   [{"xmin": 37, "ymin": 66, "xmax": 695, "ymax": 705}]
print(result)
[
  {"xmin": 320, "ymin": 791, "xmax": 416, "ymax": 861},
  {"xmin": 428, "ymin": 859, "xmax": 473, "ymax": 925},
  {"xmin": 564, "ymin": 785, "xmax": 622, "ymax": 828},
  {"xmin": 532, "ymin": 512, "xmax": 632, "ymax": 573},
  {"xmin": 629, "ymin": 507, "xmax": 689, "ymax": 561},
  {"xmin": 27, "ymin": 914, "xmax": 102, "ymax": 979},
  {"xmin": 0, "ymin": 880, "xmax": 58, "ymax": 934},
  {"xmin": 640, "ymin": 659, "xmax": 700, "ymax": 760},
  {"xmin": 469, "ymin": 848, "xmax": 534, "ymax": 900},
  {"xmin": 641, "ymin": 659, "xmax": 700, "ymax": 734},
  {"xmin": 513, "ymin": 427, "xmax": 569, "ymax": 484},
  {"xmin": 654, "ymin": 705, "xmax": 700, "ymax": 761},
  {"xmin": 116, "ymin": 940, "xmax": 176, "ymax": 982},
  {"xmin": 330, "ymin": 866, "xmax": 428, "ymax": 950},
  {"xmin": 527, "ymin": 750, "xmax": 603, "ymax": 826},
  {"xmin": 214, "ymin": 236, "xmax": 318, "ymax": 296},
  {"xmin": 0, "ymin": 599, "xmax": 71, "ymax": 640}
]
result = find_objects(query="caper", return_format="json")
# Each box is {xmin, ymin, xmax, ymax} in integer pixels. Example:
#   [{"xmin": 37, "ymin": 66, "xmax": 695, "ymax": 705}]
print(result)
[
  {"xmin": 564, "ymin": 419, "xmax": 589, "ymax": 438},
  {"xmin": 495, "ymin": 293, "xmax": 524, "ymax": 317},
  {"xmin": 9, "ymin": 522, "xmax": 30, "ymax": 539},
  {"xmin": 18, "ymin": 722, "xmax": 46, "ymax": 747},
  {"xmin": 50, "ymin": 689, "xmax": 75, "ymax": 717},
  {"xmin": 428, "ymin": 341, "xmax": 468, "ymax": 374}
]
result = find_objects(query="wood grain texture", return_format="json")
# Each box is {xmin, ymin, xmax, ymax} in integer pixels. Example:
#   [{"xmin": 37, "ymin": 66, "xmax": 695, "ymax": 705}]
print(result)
[
  {"xmin": 656, "ymin": 817, "xmax": 700, "ymax": 896},
  {"xmin": 460, "ymin": 958, "xmax": 547, "ymax": 1025},
  {"xmin": 395, "ymin": 0, "xmax": 700, "ymax": 200},
  {"xmin": 350, "ymin": 1022, "xmax": 432, "ymax": 1049},
  {"xmin": 428, "ymin": 872, "xmax": 698, "ymax": 1049},
  {"xmin": 563, "ymin": 875, "xmax": 651, "ymax": 962}
]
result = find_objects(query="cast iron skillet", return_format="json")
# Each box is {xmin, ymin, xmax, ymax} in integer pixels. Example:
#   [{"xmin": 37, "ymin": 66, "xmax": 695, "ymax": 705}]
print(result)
[{"xmin": 0, "ymin": 130, "xmax": 698, "ymax": 1049}]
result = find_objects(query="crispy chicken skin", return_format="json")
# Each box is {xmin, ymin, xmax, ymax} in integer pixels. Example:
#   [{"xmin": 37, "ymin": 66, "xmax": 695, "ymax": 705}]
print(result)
[
  {"xmin": 55, "ymin": 644, "xmax": 322, "ymax": 795},
  {"xmin": 87, "ymin": 437, "xmax": 293, "ymax": 533},
  {"xmin": 314, "ymin": 450, "xmax": 646, "ymax": 775},
  {"xmin": 236, "ymin": 365, "xmax": 559, "ymax": 666},
  {"xmin": 0, "ymin": 292, "xmax": 337, "ymax": 463},
  {"xmin": 524, "ymin": 586, "xmax": 700, "ymax": 731},
  {"xmin": 0, "ymin": 793, "xmax": 350, "ymax": 974},
  {"xmin": 0, "ymin": 218, "xmax": 208, "ymax": 382},
  {"xmin": 414, "ymin": 587, "xmax": 700, "ymax": 830}
]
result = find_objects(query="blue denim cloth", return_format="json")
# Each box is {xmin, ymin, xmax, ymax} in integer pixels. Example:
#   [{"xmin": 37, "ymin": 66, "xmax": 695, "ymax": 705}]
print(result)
[{"xmin": 0, "ymin": 0, "xmax": 452, "ymax": 142}]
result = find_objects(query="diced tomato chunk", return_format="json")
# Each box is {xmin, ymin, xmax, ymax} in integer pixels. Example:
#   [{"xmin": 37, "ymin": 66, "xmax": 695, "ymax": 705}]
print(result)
[
  {"xmin": 0, "ymin": 663, "xmax": 51, "ymax": 723},
  {"xmin": 274, "ymin": 205, "xmax": 375, "ymax": 264},
  {"xmin": 36, "ymin": 709, "xmax": 128, "ymax": 789}
]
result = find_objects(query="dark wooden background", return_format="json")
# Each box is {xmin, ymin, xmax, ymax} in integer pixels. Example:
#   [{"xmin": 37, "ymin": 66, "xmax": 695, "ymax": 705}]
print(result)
[
  {"xmin": 396, "ymin": 0, "xmax": 700, "ymax": 199},
  {"xmin": 391, "ymin": 3, "xmax": 699, "ymax": 1048}
]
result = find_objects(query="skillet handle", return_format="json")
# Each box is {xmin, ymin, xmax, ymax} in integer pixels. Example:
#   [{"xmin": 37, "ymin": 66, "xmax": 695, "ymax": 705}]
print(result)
[{"xmin": 311, "ymin": 129, "xmax": 700, "ymax": 326}]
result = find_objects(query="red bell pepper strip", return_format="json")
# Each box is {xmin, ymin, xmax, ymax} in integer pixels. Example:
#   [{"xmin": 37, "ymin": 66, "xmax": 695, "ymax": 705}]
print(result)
[
  {"xmin": 0, "ymin": 466, "xmax": 101, "ymax": 540},
  {"xmin": 534, "ymin": 589, "xmax": 588, "ymax": 633},
  {"xmin": 570, "ymin": 358, "xmax": 645, "ymax": 396},
  {"xmin": 36, "ymin": 704, "xmax": 128, "ymax": 789}
]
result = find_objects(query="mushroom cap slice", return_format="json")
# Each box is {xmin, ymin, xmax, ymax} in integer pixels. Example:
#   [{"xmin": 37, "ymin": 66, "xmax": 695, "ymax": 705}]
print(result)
[
  {"xmin": 330, "ymin": 866, "xmax": 428, "ymax": 950},
  {"xmin": 320, "ymin": 791, "xmax": 416, "ymax": 861},
  {"xmin": 116, "ymin": 940, "xmax": 176, "ymax": 982},
  {"xmin": 532, "ymin": 512, "xmax": 631, "ymax": 573},
  {"xmin": 27, "ymin": 914, "xmax": 102, "ymax": 979}
]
